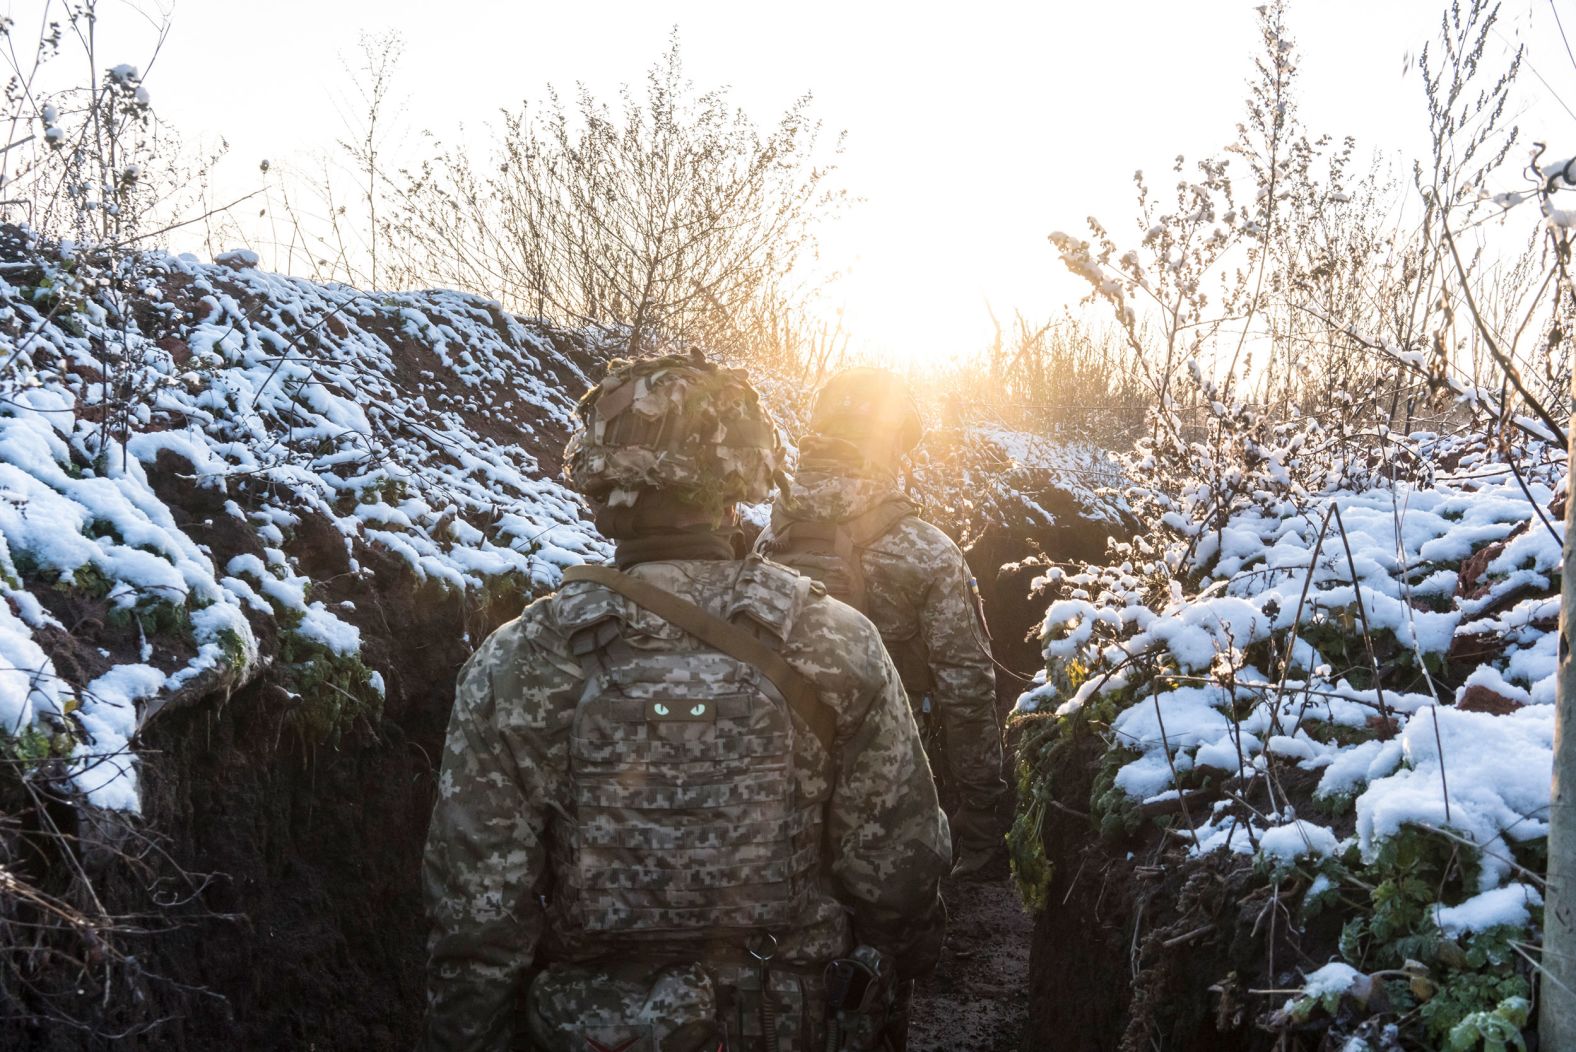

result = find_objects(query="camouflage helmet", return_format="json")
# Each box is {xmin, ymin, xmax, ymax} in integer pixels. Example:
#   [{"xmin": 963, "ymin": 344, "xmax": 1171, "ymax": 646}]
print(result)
[
  {"xmin": 809, "ymin": 367, "xmax": 923, "ymax": 454},
  {"xmin": 563, "ymin": 352, "xmax": 784, "ymax": 509}
]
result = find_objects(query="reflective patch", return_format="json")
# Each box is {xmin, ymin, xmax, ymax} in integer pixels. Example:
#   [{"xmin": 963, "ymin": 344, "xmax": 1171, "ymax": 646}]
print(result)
[{"xmin": 646, "ymin": 698, "xmax": 717, "ymax": 722}]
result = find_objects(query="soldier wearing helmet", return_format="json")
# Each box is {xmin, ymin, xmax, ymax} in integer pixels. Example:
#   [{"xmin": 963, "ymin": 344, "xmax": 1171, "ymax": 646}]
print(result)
[
  {"xmin": 419, "ymin": 354, "xmax": 950, "ymax": 1052},
  {"xmin": 757, "ymin": 368, "xmax": 1007, "ymax": 880}
]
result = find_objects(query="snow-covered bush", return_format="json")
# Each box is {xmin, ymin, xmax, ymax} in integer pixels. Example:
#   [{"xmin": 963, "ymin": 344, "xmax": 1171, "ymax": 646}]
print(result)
[
  {"xmin": 1011, "ymin": 421, "xmax": 1561, "ymax": 1043},
  {"xmin": 1012, "ymin": 1, "xmax": 1571, "ymax": 1045}
]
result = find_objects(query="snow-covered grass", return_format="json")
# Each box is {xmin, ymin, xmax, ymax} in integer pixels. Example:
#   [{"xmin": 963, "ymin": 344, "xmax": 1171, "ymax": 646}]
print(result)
[
  {"xmin": 0, "ymin": 233, "xmax": 607, "ymax": 810},
  {"xmin": 1009, "ymin": 422, "xmax": 1561, "ymax": 1045},
  {"xmin": 1017, "ymin": 456, "xmax": 1559, "ymax": 877}
]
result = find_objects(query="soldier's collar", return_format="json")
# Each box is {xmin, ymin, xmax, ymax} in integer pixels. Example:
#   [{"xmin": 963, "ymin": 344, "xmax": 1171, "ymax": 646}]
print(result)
[{"xmin": 613, "ymin": 527, "xmax": 739, "ymax": 568}]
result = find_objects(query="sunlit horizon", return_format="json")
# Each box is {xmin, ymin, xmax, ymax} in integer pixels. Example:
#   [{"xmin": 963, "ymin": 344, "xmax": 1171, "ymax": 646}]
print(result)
[{"xmin": 47, "ymin": 0, "xmax": 1570, "ymax": 366}]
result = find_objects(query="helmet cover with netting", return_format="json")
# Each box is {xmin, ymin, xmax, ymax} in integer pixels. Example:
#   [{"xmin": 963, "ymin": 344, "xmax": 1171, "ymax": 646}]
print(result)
[{"xmin": 563, "ymin": 353, "xmax": 785, "ymax": 508}]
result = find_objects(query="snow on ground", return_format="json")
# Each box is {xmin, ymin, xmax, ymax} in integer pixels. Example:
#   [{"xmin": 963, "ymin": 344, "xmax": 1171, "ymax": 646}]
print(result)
[
  {"xmin": 974, "ymin": 427, "xmax": 1128, "ymax": 525},
  {"xmin": 0, "ymin": 236, "xmax": 607, "ymax": 809},
  {"xmin": 1019, "ymin": 439, "xmax": 1563, "ymax": 980}
]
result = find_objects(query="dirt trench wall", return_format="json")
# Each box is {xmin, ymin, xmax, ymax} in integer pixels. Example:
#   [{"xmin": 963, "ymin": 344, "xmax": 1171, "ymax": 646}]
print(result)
[
  {"xmin": 94, "ymin": 536, "xmax": 521, "ymax": 1050},
  {"xmin": 959, "ymin": 492, "xmax": 1142, "ymax": 1050},
  {"xmin": 963, "ymin": 482, "xmax": 1126, "ymax": 710},
  {"xmin": 1024, "ymin": 772, "xmax": 1351, "ymax": 1052},
  {"xmin": 963, "ymin": 488, "xmax": 1289, "ymax": 1052},
  {"xmin": 111, "ymin": 439, "xmax": 551, "ymax": 1049}
]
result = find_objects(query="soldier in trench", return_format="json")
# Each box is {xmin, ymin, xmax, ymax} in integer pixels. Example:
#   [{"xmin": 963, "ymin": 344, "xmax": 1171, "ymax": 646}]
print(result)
[
  {"xmin": 419, "ymin": 353, "xmax": 950, "ymax": 1052},
  {"xmin": 756, "ymin": 369, "xmax": 1008, "ymax": 879}
]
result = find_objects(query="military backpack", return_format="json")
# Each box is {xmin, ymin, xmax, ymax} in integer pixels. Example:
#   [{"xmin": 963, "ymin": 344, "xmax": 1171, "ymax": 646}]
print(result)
[{"xmin": 761, "ymin": 497, "xmax": 936, "ymax": 697}]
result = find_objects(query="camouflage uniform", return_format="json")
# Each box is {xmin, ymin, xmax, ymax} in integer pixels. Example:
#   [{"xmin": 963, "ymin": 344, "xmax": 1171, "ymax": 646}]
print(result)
[
  {"xmin": 759, "ymin": 410, "xmax": 1007, "ymax": 866},
  {"xmin": 420, "ymin": 355, "xmax": 950, "ymax": 1052},
  {"xmin": 762, "ymin": 370, "xmax": 1008, "ymax": 869}
]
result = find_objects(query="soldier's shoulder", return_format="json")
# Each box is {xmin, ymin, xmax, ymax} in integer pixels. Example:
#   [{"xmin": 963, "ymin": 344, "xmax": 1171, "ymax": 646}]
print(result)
[
  {"xmin": 784, "ymin": 578, "xmax": 891, "ymax": 677},
  {"xmin": 871, "ymin": 512, "xmax": 967, "ymax": 571},
  {"xmin": 891, "ymin": 512, "xmax": 961, "ymax": 550},
  {"xmin": 545, "ymin": 568, "xmax": 626, "ymax": 639},
  {"xmin": 732, "ymin": 554, "xmax": 826, "ymax": 636}
]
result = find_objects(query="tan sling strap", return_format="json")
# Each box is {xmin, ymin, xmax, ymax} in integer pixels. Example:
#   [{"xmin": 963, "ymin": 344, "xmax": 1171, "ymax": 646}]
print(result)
[{"xmin": 559, "ymin": 564, "xmax": 838, "ymax": 754}]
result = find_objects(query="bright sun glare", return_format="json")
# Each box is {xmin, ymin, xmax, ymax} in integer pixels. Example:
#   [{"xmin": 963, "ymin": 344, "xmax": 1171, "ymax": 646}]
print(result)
[{"xmin": 78, "ymin": 0, "xmax": 1562, "ymax": 366}]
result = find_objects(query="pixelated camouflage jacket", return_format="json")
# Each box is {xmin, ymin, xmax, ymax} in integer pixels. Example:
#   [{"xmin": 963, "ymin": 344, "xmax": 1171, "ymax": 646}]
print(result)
[
  {"xmin": 759, "ymin": 462, "xmax": 998, "ymax": 716},
  {"xmin": 420, "ymin": 555, "xmax": 950, "ymax": 1052}
]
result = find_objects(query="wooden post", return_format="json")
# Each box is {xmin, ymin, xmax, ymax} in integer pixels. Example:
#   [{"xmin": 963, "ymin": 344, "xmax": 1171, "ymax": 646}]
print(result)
[{"xmin": 1545, "ymin": 417, "xmax": 1576, "ymax": 1049}]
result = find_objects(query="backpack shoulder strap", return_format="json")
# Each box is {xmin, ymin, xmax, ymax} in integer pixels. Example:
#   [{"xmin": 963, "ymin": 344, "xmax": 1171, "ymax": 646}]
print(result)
[
  {"xmin": 559, "ymin": 564, "xmax": 837, "ymax": 753},
  {"xmin": 843, "ymin": 497, "xmax": 918, "ymax": 547}
]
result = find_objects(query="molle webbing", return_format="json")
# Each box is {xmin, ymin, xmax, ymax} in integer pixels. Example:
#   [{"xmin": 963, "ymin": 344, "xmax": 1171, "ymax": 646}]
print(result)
[
  {"xmin": 559, "ymin": 563, "xmax": 830, "ymax": 938},
  {"xmin": 560, "ymin": 564, "xmax": 835, "ymax": 754}
]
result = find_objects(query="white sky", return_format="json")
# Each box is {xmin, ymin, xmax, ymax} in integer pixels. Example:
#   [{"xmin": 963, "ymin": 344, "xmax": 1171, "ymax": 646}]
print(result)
[{"xmin": 18, "ymin": 0, "xmax": 1570, "ymax": 363}]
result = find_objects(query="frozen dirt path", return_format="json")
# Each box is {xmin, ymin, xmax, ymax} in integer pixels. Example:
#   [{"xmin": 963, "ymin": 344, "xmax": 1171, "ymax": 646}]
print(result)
[{"xmin": 909, "ymin": 875, "xmax": 1032, "ymax": 1052}]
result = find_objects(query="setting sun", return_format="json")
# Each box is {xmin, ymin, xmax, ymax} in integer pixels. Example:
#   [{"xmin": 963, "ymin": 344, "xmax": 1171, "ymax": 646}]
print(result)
[{"xmin": 80, "ymin": 0, "xmax": 1557, "ymax": 365}]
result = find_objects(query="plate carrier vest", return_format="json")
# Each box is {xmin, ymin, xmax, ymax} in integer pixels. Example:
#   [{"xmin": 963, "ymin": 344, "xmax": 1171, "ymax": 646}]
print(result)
[{"xmin": 554, "ymin": 562, "xmax": 825, "ymax": 937}]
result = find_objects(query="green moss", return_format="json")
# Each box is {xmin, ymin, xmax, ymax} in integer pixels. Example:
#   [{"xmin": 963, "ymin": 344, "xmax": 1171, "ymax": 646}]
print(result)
[
  {"xmin": 215, "ymin": 627, "xmax": 250, "ymax": 670},
  {"xmin": 359, "ymin": 475, "xmax": 409, "ymax": 507},
  {"xmin": 1006, "ymin": 712, "xmax": 1064, "ymax": 911},
  {"xmin": 67, "ymin": 563, "xmax": 113, "ymax": 598},
  {"xmin": 1, "ymin": 724, "xmax": 57, "ymax": 764},
  {"xmin": 478, "ymin": 568, "xmax": 532, "ymax": 615},
  {"xmin": 1091, "ymin": 746, "xmax": 1144, "ymax": 841},
  {"xmin": 84, "ymin": 518, "xmax": 122, "ymax": 543},
  {"xmin": 106, "ymin": 595, "xmax": 193, "ymax": 640},
  {"xmin": 11, "ymin": 549, "xmax": 40, "ymax": 581},
  {"xmin": 0, "ymin": 719, "xmax": 76, "ymax": 768},
  {"xmin": 279, "ymin": 631, "xmax": 382, "ymax": 747},
  {"xmin": 1006, "ymin": 803, "xmax": 1055, "ymax": 912}
]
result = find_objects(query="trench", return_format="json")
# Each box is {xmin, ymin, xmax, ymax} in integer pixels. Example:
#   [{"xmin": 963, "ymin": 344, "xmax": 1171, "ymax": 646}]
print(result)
[
  {"xmin": 18, "ymin": 476, "xmax": 1130, "ymax": 1052},
  {"xmin": 906, "ymin": 488, "xmax": 1127, "ymax": 1052}
]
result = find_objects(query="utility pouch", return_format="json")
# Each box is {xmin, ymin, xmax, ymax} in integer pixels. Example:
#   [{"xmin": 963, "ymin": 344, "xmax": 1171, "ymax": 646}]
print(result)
[
  {"xmin": 709, "ymin": 958, "xmax": 816, "ymax": 1051},
  {"xmin": 524, "ymin": 961, "xmax": 723, "ymax": 1052},
  {"xmin": 822, "ymin": 946, "xmax": 894, "ymax": 1052}
]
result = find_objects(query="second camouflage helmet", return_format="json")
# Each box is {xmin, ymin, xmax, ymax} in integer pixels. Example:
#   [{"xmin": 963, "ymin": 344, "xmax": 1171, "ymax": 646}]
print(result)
[
  {"xmin": 809, "ymin": 367, "xmax": 923, "ymax": 453},
  {"xmin": 563, "ymin": 352, "xmax": 785, "ymax": 508}
]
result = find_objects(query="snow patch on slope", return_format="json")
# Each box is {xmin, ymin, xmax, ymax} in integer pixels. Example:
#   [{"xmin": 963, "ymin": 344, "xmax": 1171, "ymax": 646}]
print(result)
[{"xmin": 0, "ymin": 238, "xmax": 607, "ymax": 808}]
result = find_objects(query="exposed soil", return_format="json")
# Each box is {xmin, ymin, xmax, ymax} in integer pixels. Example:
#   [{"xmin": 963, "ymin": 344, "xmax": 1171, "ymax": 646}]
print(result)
[
  {"xmin": 63, "ymin": 524, "xmax": 512, "ymax": 1051},
  {"xmin": 902, "ymin": 504, "xmax": 1126, "ymax": 1052},
  {"xmin": 911, "ymin": 876, "xmax": 1032, "ymax": 1052}
]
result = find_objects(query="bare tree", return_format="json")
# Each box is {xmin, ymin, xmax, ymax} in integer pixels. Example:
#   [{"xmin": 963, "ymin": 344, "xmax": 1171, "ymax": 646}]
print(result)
[{"xmin": 387, "ymin": 32, "xmax": 846, "ymax": 358}]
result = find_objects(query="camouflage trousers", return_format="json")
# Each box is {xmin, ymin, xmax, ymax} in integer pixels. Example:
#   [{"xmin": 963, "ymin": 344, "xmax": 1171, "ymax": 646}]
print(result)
[
  {"xmin": 912, "ymin": 692, "xmax": 1007, "ymax": 854},
  {"xmin": 525, "ymin": 959, "xmax": 832, "ymax": 1052}
]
